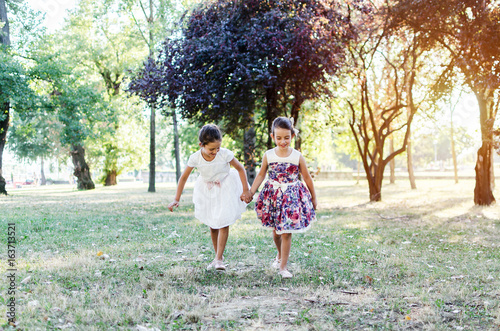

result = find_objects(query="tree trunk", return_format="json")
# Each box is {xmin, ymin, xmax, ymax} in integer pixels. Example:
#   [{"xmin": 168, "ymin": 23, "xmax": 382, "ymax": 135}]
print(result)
[
  {"xmin": 104, "ymin": 170, "xmax": 118, "ymax": 185},
  {"xmin": 367, "ymin": 171, "xmax": 383, "ymax": 202},
  {"xmin": 406, "ymin": 123, "xmax": 417, "ymax": 190},
  {"xmin": 294, "ymin": 134, "xmax": 302, "ymax": 152},
  {"xmin": 172, "ymin": 110, "xmax": 181, "ymax": 183},
  {"xmin": 40, "ymin": 157, "xmax": 46, "ymax": 185},
  {"xmin": 0, "ymin": 169, "xmax": 6, "ymax": 195},
  {"xmin": 368, "ymin": 183, "xmax": 382, "ymax": 201},
  {"xmin": 71, "ymin": 144, "xmax": 95, "ymax": 190},
  {"xmin": 473, "ymin": 93, "xmax": 495, "ymax": 205},
  {"xmin": 290, "ymin": 97, "xmax": 303, "ymax": 151},
  {"xmin": 244, "ymin": 111, "xmax": 256, "ymax": 185},
  {"xmin": 356, "ymin": 159, "xmax": 360, "ymax": 184},
  {"xmin": 98, "ymin": 75, "xmax": 121, "ymax": 187},
  {"xmin": 104, "ymin": 169, "xmax": 117, "ymax": 186},
  {"xmin": 0, "ymin": 0, "xmax": 10, "ymax": 46},
  {"xmin": 450, "ymin": 120, "xmax": 459, "ymax": 184},
  {"xmin": 103, "ymin": 142, "xmax": 119, "ymax": 186},
  {"xmin": 361, "ymin": 157, "xmax": 384, "ymax": 202},
  {"xmin": 0, "ymin": 0, "xmax": 10, "ymax": 195},
  {"xmin": 148, "ymin": 103, "xmax": 156, "ymax": 192},
  {"xmin": 474, "ymin": 142, "xmax": 495, "ymax": 205},
  {"xmin": 389, "ymin": 135, "xmax": 395, "ymax": 184},
  {"xmin": 147, "ymin": 0, "xmax": 156, "ymax": 193},
  {"xmin": 266, "ymin": 88, "xmax": 279, "ymax": 149},
  {"xmin": 490, "ymin": 146, "xmax": 495, "ymax": 190},
  {"xmin": 0, "ymin": 102, "xmax": 8, "ymax": 195},
  {"xmin": 289, "ymin": 95, "xmax": 301, "ymax": 129}
]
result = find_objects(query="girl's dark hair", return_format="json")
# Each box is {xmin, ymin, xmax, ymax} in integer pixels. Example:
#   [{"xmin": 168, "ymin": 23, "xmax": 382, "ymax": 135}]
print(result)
[
  {"xmin": 271, "ymin": 117, "xmax": 298, "ymax": 135},
  {"xmin": 198, "ymin": 124, "xmax": 222, "ymax": 145}
]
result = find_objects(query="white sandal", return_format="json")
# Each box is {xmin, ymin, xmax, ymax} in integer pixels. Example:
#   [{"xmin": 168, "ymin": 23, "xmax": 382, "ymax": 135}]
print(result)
[
  {"xmin": 206, "ymin": 260, "xmax": 216, "ymax": 270},
  {"xmin": 214, "ymin": 259, "xmax": 226, "ymax": 271},
  {"xmin": 279, "ymin": 269, "xmax": 293, "ymax": 279},
  {"xmin": 207, "ymin": 256, "xmax": 224, "ymax": 270},
  {"xmin": 272, "ymin": 255, "xmax": 281, "ymax": 269}
]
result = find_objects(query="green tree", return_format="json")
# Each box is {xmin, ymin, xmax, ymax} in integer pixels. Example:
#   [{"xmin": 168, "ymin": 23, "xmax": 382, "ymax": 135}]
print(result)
[
  {"xmin": 122, "ymin": 0, "xmax": 192, "ymax": 191},
  {"xmin": 8, "ymin": 109, "xmax": 63, "ymax": 185},
  {"xmin": 0, "ymin": 52, "xmax": 34, "ymax": 194},
  {"xmin": 62, "ymin": 0, "xmax": 149, "ymax": 186},
  {"xmin": 5, "ymin": 3, "xmax": 61, "ymax": 185},
  {"xmin": 28, "ymin": 33, "xmax": 110, "ymax": 190},
  {"xmin": 0, "ymin": 0, "xmax": 41, "ymax": 194},
  {"xmin": 0, "ymin": 0, "xmax": 11, "ymax": 194},
  {"xmin": 390, "ymin": 0, "xmax": 500, "ymax": 205},
  {"xmin": 343, "ymin": 1, "xmax": 435, "ymax": 201},
  {"xmin": 1, "ymin": 1, "xmax": 70, "ymax": 192},
  {"xmin": 86, "ymin": 97, "xmax": 149, "ymax": 185},
  {"xmin": 66, "ymin": 0, "xmax": 189, "ymax": 190},
  {"xmin": 135, "ymin": 0, "xmax": 353, "ymax": 183}
]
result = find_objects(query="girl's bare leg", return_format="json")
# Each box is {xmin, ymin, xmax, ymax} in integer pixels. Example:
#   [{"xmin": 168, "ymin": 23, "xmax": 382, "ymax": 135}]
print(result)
[
  {"xmin": 279, "ymin": 233, "xmax": 292, "ymax": 271},
  {"xmin": 210, "ymin": 228, "xmax": 219, "ymax": 254},
  {"xmin": 215, "ymin": 226, "xmax": 229, "ymax": 261},
  {"xmin": 273, "ymin": 230, "xmax": 282, "ymax": 260}
]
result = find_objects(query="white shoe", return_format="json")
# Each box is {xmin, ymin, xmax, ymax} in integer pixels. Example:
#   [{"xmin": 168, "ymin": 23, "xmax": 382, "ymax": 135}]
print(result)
[
  {"xmin": 214, "ymin": 260, "xmax": 226, "ymax": 271},
  {"xmin": 279, "ymin": 269, "xmax": 293, "ymax": 279},
  {"xmin": 272, "ymin": 257, "xmax": 281, "ymax": 269},
  {"xmin": 207, "ymin": 256, "xmax": 224, "ymax": 270},
  {"xmin": 206, "ymin": 260, "xmax": 216, "ymax": 270}
]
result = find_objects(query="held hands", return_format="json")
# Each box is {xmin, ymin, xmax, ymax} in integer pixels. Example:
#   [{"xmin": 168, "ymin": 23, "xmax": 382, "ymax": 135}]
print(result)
[
  {"xmin": 167, "ymin": 200, "xmax": 179, "ymax": 212},
  {"xmin": 245, "ymin": 192, "xmax": 254, "ymax": 204},
  {"xmin": 240, "ymin": 190, "xmax": 254, "ymax": 204}
]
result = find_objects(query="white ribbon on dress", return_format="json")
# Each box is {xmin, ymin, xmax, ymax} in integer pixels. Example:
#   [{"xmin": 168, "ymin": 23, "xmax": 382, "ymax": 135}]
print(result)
[
  {"xmin": 205, "ymin": 174, "xmax": 229, "ymax": 190},
  {"xmin": 206, "ymin": 180, "xmax": 221, "ymax": 190},
  {"xmin": 268, "ymin": 180, "xmax": 298, "ymax": 208},
  {"xmin": 268, "ymin": 179, "xmax": 298, "ymax": 191}
]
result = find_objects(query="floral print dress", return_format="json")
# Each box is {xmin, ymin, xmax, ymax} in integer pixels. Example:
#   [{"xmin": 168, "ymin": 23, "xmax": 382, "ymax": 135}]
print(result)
[{"xmin": 255, "ymin": 148, "xmax": 315, "ymax": 234}]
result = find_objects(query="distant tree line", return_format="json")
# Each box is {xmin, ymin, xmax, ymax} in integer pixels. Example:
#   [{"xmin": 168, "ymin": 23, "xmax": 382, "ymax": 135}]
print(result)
[{"xmin": 1, "ymin": 0, "xmax": 498, "ymax": 206}]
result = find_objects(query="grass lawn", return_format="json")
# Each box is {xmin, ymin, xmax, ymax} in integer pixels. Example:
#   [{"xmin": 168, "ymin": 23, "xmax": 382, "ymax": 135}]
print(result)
[{"xmin": 1, "ymin": 179, "xmax": 499, "ymax": 330}]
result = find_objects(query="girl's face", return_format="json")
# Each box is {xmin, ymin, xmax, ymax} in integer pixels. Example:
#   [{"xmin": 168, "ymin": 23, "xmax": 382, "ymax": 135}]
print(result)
[
  {"xmin": 200, "ymin": 140, "xmax": 221, "ymax": 161},
  {"xmin": 271, "ymin": 127, "xmax": 294, "ymax": 151}
]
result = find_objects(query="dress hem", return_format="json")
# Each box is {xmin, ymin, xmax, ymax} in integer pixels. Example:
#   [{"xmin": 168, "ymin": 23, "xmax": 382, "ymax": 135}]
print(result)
[
  {"xmin": 197, "ymin": 219, "xmax": 238, "ymax": 229},
  {"xmin": 262, "ymin": 218, "xmax": 315, "ymax": 234}
]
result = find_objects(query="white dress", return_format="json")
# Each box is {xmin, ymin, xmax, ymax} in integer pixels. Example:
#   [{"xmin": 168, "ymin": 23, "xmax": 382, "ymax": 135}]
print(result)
[{"xmin": 187, "ymin": 148, "xmax": 247, "ymax": 229}]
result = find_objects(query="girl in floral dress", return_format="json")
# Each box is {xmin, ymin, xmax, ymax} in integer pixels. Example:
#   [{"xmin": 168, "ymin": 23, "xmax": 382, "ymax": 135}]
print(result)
[
  {"xmin": 245, "ymin": 117, "xmax": 317, "ymax": 278},
  {"xmin": 168, "ymin": 124, "xmax": 251, "ymax": 271}
]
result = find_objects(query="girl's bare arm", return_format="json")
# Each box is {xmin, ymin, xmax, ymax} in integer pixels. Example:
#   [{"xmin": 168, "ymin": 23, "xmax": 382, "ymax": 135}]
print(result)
[
  {"xmin": 299, "ymin": 155, "xmax": 317, "ymax": 209},
  {"xmin": 168, "ymin": 166, "xmax": 194, "ymax": 211},
  {"xmin": 229, "ymin": 157, "xmax": 251, "ymax": 199},
  {"xmin": 249, "ymin": 154, "xmax": 268, "ymax": 197}
]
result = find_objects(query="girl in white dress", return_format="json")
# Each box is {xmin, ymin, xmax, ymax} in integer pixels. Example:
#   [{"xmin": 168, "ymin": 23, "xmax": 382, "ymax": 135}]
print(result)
[{"xmin": 168, "ymin": 124, "xmax": 250, "ymax": 271}]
